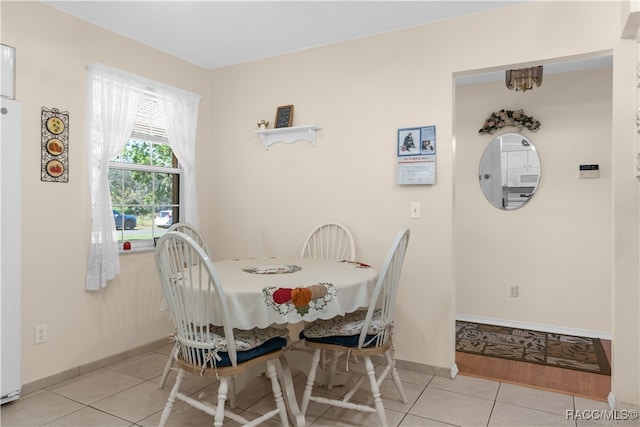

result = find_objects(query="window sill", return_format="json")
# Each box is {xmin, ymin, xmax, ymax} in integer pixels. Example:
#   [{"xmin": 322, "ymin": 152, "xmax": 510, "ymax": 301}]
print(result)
[
  {"xmin": 118, "ymin": 239, "xmax": 156, "ymax": 253},
  {"xmin": 119, "ymin": 247, "xmax": 155, "ymax": 254}
]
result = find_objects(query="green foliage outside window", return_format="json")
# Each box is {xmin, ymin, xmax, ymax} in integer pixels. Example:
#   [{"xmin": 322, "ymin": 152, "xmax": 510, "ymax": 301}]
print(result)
[{"xmin": 109, "ymin": 139, "xmax": 179, "ymax": 242}]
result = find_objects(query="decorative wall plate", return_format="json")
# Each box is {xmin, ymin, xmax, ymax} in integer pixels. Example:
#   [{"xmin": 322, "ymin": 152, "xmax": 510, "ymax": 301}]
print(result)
[
  {"xmin": 46, "ymin": 117, "xmax": 64, "ymax": 135},
  {"xmin": 46, "ymin": 138, "xmax": 64, "ymax": 156},
  {"xmin": 46, "ymin": 160, "xmax": 64, "ymax": 177},
  {"xmin": 41, "ymin": 107, "xmax": 69, "ymax": 183}
]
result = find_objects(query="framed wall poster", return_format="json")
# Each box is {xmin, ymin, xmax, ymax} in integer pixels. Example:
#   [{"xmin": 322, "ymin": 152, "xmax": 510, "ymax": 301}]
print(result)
[
  {"xmin": 397, "ymin": 125, "xmax": 436, "ymax": 185},
  {"xmin": 274, "ymin": 104, "xmax": 294, "ymax": 128}
]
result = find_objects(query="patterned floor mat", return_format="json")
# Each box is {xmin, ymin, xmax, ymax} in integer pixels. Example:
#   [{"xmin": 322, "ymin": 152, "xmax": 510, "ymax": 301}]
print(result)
[{"xmin": 455, "ymin": 321, "xmax": 611, "ymax": 375}]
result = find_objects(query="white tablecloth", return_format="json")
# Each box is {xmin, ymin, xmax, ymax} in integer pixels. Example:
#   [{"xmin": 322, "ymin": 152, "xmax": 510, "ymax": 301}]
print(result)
[{"xmin": 212, "ymin": 257, "xmax": 378, "ymax": 330}]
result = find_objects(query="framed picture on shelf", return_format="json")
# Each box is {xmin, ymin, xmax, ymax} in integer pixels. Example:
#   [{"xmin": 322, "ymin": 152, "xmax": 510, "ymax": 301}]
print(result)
[{"xmin": 274, "ymin": 104, "xmax": 294, "ymax": 128}]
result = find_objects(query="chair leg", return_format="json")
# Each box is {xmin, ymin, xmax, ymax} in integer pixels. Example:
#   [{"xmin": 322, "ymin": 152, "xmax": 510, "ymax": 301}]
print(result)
[
  {"xmin": 159, "ymin": 367, "xmax": 185, "ymax": 427},
  {"xmin": 385, "ymin": 349, "xmax": 408, "ymax": 404},
  {"xmin": 326, "ymin": 350, "xmax": 341, "ymax": 390},
  {"xmin": 215, "ymin": 377, "xmax": 229, "ymax": 427},
  {"xmin": 364, "ymin": 355, "xmax": 388, "ymax": 426},
  {"xmin": 158, "ymin": 342, "xmax": 179, "ymax": 389},
  {"xmin": 265, "ymin": 359, "xmax": 290, "ymax": 427},
  {"xmin": 228, "ymin": 376, "xmax": 237, "ymax": 409},
  {"xmin": 157, "ymin": 356, "xmax": 173, "ymax": 389},
  {"xmin": 300, "ymin": 348, "xmax": 322, "ymax": 415}
]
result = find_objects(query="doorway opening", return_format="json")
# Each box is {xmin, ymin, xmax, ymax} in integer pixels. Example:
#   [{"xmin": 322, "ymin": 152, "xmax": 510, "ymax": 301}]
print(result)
[{"xmin": 452, "ymin": 54, "xmax": 613, "ymax": 401}]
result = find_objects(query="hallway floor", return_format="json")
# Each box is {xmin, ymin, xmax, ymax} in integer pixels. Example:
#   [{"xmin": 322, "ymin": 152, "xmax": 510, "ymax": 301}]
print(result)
[{"xmin": 1, "ymin": 342, "xmax": 638, "ymax": 426}]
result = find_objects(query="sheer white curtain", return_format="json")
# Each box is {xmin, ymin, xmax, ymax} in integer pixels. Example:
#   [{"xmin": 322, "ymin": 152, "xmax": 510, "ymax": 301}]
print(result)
[
  {"xmin": 85, "ymin": 64, "xmax": 201, "ymax": 291},
  {"xmin": 86, "ymin": 64, "xmax": 146, "ymax": 291},
  {"xmin": 157, "ymin": 88, "xmax": 201, "ymax": 227}
]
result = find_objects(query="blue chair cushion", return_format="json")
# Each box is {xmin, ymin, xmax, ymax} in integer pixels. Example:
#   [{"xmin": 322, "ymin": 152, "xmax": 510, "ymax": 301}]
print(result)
[
  {"xmin": 217, "ymin": 336, "xmax": 287, "ymax": 366},
  {"xmin": 299, "ymin": 331, "xmax": 378, "ymax": 348},
  {"xmin": 190, "ymin": 336, "xmax": 287, "ymax": 368},
  {"xmin": 199, "ymin": 325, "xmax": 289, "ymax": 351}
]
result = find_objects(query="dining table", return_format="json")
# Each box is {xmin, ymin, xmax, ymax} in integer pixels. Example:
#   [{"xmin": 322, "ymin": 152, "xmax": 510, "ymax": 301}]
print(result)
[
  {"xmin": 209, "ymin": 256, "xmax": 379, "ymax": 426},
  {"xmin": 211, "ymin": 256, "xmax": 378, "ymax": 329}
]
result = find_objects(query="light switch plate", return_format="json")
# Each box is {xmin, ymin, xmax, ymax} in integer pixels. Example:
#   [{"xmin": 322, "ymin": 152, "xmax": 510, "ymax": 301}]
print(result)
[{"xmin": 410, "ymin": 201, "xmax": 420, "ymax": 219}]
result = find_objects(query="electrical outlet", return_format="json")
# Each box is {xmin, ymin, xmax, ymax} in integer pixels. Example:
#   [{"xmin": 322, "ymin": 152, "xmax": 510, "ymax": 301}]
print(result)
[
  {"xmin": 508, "ymin": 285, "xmax": 519, "ymax": 298},
  {"xmin": 35, "ymin": 324, "xmax": 47, "ymax": 344}
]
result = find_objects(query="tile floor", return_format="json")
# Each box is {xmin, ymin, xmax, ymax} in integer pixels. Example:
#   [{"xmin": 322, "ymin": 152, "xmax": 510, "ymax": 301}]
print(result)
[{"xmin": 1, "ymin": 342, "xmax": 638, "ymax": 427}]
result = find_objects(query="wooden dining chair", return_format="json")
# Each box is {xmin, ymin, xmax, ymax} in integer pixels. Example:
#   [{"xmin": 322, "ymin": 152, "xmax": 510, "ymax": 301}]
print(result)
[
  {"xmin": 299, "ymin": 228, "xmax": 410, "ymax": 426},
  {"xmin": 155, "ymin": 231, "xmax": 291, "ymax": 427},
  {"xmin": 157, "ymin": 222, "xmax": 212, "ymax": 390},
  {"xmin": 300, "ymin": 222, "xmax": 357, "ymax": 388},
  {"xmin": 300, "ymin": 222, "xmax": 356, "ymax": 261}
]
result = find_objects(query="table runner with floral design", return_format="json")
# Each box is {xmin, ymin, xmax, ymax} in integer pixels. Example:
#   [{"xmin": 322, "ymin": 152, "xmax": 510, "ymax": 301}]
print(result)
[{"xmin": 263, "ymin": 283, "xmax": 337, "ymax": 316}]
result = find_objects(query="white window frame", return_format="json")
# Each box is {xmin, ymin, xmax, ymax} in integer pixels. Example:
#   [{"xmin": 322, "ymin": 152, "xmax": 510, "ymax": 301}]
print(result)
[
  {"xmin": 109, "ymin": 140, "xmax": 182, "ymax": 251},
  {"xmin": 110, "ymin": 90, "xmax": 184, "ymax": 251}
]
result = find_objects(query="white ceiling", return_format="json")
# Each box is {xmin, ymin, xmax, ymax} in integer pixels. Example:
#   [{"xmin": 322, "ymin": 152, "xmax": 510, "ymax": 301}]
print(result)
[{"xmin": 43, "ymin": 1, "xmax": 522, "ymax": 70}]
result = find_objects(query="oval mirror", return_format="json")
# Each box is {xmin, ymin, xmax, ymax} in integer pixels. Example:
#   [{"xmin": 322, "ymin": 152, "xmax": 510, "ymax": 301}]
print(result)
[{"xmin": 478, "ymin": 133, "xmax": 540, "ymax": 210}]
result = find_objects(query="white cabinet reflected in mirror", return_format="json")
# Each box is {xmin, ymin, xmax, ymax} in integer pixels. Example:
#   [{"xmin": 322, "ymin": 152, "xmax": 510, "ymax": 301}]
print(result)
[{"xmin": 479, "ymin": 132, "xmax": 540, "ymax": 210}]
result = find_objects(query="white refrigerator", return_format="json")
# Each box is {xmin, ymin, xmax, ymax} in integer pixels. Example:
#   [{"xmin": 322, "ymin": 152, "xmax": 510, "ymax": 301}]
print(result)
[{"xmin": 1, "ymin": 97, "xmax": 22, "ymax": 404}]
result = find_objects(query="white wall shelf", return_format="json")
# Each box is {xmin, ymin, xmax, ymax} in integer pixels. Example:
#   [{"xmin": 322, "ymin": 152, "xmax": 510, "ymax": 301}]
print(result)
[{"xmin": 253, "ymin": 125, "xmax": 321, "ymax": 150}]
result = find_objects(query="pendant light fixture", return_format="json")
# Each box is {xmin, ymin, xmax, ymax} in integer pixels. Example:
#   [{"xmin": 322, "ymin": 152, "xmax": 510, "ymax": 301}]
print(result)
[{"xmin": 506, "ymin": 66, "xmax": 543, "ymax": 92}]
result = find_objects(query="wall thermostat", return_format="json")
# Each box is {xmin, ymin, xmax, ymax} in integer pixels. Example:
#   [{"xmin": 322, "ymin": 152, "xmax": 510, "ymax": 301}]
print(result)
[{"xmin": 579, "ymin": 164, "xmax": 599, "ymax": 178}]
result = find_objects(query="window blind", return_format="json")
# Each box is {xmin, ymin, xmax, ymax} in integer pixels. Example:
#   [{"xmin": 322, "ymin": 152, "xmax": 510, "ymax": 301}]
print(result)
[{"xmin": 132, "ymin": 91, "xmax": 168, "ymax": 140}]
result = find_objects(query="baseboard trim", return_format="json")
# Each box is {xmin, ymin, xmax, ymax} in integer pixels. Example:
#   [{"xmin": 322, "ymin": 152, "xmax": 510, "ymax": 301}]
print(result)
[
  {"xmin": 21, "ymin": 338, "xmax": 169, "ymax": 396},
  {"xmin": 451, "ymin": 363, "xmax": 459, "ymax": 379},
  {"xmin": 456, "ymin": 314, "xmax": 612, "ymax": 340},
  {"xmin": 394, "ymin": 358, "xmax": 452, "ymax": 379},
  {"xmin": 607, "ymin": 392, "xmax": 616, "ymax": 409}
]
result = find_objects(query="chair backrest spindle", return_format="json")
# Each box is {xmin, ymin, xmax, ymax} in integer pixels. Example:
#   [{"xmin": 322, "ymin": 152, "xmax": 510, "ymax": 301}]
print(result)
[
  {"xmin": 301, "ymin": 222, "xmax": 357, "ymax": 261},
  {"xmin": 167, "ymin": 222, "xmax": 211, "ymax": 257}
]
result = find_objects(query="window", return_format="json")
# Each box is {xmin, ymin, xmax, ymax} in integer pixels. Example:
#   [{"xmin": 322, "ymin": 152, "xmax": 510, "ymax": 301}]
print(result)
[
  {"xmin": 109, "ymin": 92, "xmax": 181, "ymax": 249},
  {"xmin": 86, "ymin": 64, "xmax": 200, "ymax": 290}
]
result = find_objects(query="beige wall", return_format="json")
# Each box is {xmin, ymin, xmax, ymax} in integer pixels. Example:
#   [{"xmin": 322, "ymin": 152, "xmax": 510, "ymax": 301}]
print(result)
[
  {"xmin": 455, "ymin": 67, "xmax": 613, "ymax": 335},
  {"xmin": 1, "ymin": 1, "xmax": 211, "ymax": 384},
  {"xmin": 2, "ymin": 1, "xmax": 638, "ymax": 405},
  {"xmin": 207, "ymin": 1, "xmax": 638, "ymax": 404}
]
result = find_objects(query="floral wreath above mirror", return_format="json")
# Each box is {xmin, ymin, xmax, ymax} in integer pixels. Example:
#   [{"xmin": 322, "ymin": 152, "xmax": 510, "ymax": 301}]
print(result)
[{"xmin": 478, "ymin": 109, "xmax": 541, "ymax": 135}]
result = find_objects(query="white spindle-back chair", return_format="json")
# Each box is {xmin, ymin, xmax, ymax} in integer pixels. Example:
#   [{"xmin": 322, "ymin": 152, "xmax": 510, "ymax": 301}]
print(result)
[
  {"xmin": 300, "ymin": 222, "xmax": 358, "ymax": 387},
  {"xmin": 157, "ymin": 222, "xmax": 211, "ymax": 390},
  {"xmin": 155, "ymin": 231, "xmax": 290, "ymax": 427},
  {"xmin": 299, "ymin": 228, "xmax": 410, "ymax": 426}
]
